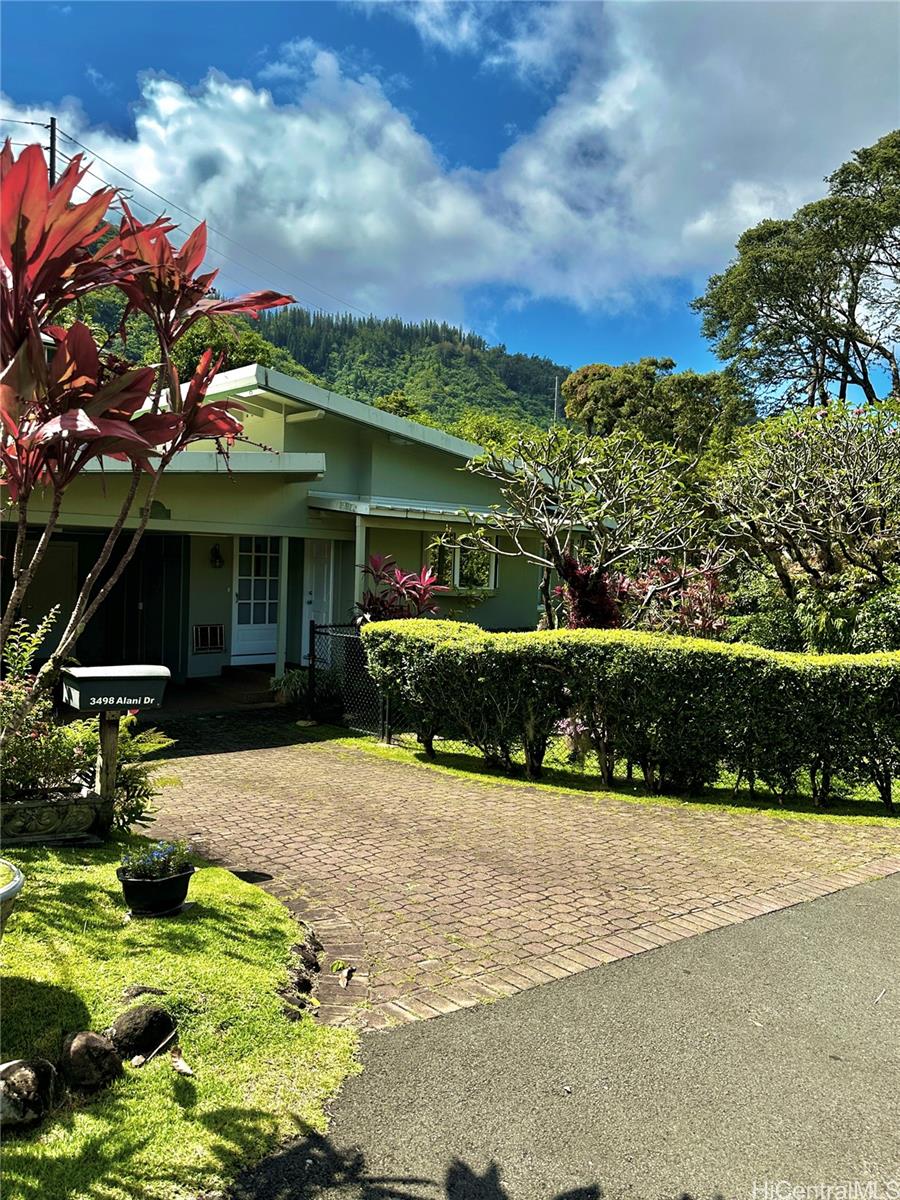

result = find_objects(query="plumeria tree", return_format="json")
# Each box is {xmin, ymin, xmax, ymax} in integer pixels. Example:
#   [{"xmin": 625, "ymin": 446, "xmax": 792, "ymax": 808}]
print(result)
[
  {"xmin": 713, "ymin": 400, "xmax": 900, "ymax": 600},
  {"xmin": 0, "ymin": 141, "xmax": 292, "ymax": 689},
  {"xmin": 459, "ymin": 425, "xmax": 719, "ymax": 628}
]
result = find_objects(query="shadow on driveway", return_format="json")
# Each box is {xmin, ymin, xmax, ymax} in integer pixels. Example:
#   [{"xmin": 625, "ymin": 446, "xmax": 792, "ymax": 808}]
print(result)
[{"xmin": 232, "ymin": 1123, "xmax": 722, "ymax": 1200}]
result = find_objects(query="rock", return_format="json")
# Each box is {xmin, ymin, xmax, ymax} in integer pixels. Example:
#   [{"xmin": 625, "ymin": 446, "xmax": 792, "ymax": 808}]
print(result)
[
  {"xmin": 288, "ymin": 964, "xmax": 314, "ymax": 991},
  {"xmin": 295, "ymin": 923, "xmax": 323, "ymax": 954},
  {"xmin": 294, "ymin": 941, "xmax": 321, "ymax": 973},
  {"xmin": 60, "ymin": 1032, "xmax": 122, "ymax": 1092},
  {"xmin": 0, "ymin": 1059, "xmax": 57, "ymax": 1127},
  {"xmin": 106, "ymin": 1005, "xmax": 176, "ymax": 1060},
  {"xmin": 121, "ymin": 984, "xmax": 166, "ymax": 1002}
]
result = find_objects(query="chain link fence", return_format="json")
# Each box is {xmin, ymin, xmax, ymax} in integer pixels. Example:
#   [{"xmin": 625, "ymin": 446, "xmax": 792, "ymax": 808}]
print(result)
[{"xmin": 310, "ymin": 623, "xmax": 388, "ymax": 739}]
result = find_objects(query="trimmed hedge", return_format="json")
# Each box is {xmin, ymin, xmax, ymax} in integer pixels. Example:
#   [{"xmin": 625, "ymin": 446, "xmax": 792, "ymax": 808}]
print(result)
[{"xmin": 361, "ymin": 620, "xmax": 900, "ymax": 812}]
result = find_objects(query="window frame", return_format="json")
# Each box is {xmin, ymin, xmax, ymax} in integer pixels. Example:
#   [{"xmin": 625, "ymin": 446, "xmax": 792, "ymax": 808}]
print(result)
[{"xmin": 428, "ymin": 535, "xmax": 499, "ymax": 594}]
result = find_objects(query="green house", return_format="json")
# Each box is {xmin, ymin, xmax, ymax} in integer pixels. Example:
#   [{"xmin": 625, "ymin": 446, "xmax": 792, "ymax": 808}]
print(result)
[{"xmin": 9, "ymin": 364, "xmax": 540, "ymax": 681}]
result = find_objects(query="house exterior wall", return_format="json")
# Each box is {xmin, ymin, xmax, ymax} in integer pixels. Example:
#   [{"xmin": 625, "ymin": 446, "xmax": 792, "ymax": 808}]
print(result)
[
  {"xmin": 14, "ymin": 366, "xmax": 543, "ymax": 678},
  {"xmin": 187, "ymin": 535, "xmax": 233, "ymax": 678}
]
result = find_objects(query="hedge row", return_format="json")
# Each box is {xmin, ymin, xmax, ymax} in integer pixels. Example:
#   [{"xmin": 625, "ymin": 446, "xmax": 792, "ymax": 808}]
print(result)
[{"xmin": 361, "ymin": 620, "xmax": 900, "ymax": 812}]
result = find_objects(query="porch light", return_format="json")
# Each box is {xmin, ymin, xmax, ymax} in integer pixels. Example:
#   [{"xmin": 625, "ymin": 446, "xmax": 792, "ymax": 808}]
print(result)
[{"xmin": 210, "ymin": 543, "xmax": 226, "ymax": 570}]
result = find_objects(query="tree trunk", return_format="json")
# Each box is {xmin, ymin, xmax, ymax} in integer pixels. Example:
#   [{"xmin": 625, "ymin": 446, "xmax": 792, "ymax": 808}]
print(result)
[
  {"xmin": 0, "ymin": 491, "xmax": 62, "ymax": 650},
  {"xmin": 539, "ymin": 566, "xmax": 556, "ymax": 629}
]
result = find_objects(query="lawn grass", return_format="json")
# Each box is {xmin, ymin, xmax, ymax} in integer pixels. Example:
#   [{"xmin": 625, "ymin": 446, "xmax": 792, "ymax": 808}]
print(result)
[
  {"xmin": 333, "ymin": 731, "xmax": 899, "ymax": 827},
  {"xmin": 0, "ymin": 839, "xmax": 358, "ymax": 1200}
]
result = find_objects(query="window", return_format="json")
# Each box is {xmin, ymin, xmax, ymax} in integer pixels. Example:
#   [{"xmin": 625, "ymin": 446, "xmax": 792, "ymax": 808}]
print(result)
[
  {"xmin": 236, "ymin": 535, "xmax": 280, "ymax": 625},
  {"xmin": 427, "ymin": 540, "xmax": 453, "ymax": 587},
  {"xmin": 457, "ymin": 544, "xmax": 497, "ymax": 590},
  {"xmin": 427, "ymin": 534, "xmax": 498, "ymax": 592}
]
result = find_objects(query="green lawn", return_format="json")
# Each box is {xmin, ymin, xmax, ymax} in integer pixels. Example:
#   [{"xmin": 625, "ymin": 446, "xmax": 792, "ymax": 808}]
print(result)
[
  {"xmin": 336, "ymin": 732, "xmax": 898, "ymax": 826},
  {"xmin": 0, "ymin": 840, "xmax": 358, "ymax": 1200}
]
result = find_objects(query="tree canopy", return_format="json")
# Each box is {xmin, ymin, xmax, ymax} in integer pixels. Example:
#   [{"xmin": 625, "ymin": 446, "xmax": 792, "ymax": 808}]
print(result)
[
  {"xmin": 693, "ymin": 130, "xmax": 900, "ymax": 408},
  {"xmin": 562, "ymin": 357, "xmax": 754, "ymax": 453}
]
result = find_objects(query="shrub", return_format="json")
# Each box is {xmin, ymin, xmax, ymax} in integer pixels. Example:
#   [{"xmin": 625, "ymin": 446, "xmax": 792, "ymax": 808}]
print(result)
[
  {"xmin": 64, "ymin": 717, "xmax": 168, "ymax": 830},
  {"xmin": 356, "ymin": 555, "xmax": 448, "ymax": 623},
  {"xmin": 1, "ymin": 614, "xmax": 164, "ymax": 828},
  {"xmin": 120, "ymin": 839, "xmax": 192, "ymax": 880},
  {"xmin": 724, "ymin": 576, "xmax": 804, "ymax": 651},
  {"xmin": 272, "ymin": 665, "xmax": 344, "ymax": 722},
  {"xmin": 362, "ymin": 620, "xmax": 900, "ymax": 812}
]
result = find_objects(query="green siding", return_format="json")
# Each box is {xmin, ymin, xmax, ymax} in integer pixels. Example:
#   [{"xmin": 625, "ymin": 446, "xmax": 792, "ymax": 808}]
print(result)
[
  {"xmin": 17, "ymin": 371, "xmax": 544, "ymax": 678},
  {"xmin": 187, "ymin": 535, "xmax": 233, "ymax": 678}
]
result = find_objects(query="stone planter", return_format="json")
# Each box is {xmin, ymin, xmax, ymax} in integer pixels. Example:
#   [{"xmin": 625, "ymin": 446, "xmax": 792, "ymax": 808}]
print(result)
[
  {"xmin": 116, "ymin": 867, "xmax": 195, "ymax": 917},
  {"xmin": 0, "ymin": 860, "xmax": 25, "ymax": 939},
  {"xmin": 0, "ymin": 787, "xmax": 109, "ymax": 846}
]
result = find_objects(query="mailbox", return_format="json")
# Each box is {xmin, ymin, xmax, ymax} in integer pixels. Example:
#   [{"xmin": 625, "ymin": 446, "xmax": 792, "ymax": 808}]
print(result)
[{"xmin": 61, "ymin": 665, "xmax": 171, "ymax": 713}]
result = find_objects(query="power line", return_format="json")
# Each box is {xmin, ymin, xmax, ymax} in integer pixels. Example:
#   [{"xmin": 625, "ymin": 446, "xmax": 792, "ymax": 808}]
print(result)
[
  {"xmin": 0, "ymin": 116, "xmax": 46, "ymax": 127},
  {"xmin": 7, "ymin": 119, "xmax": 371, "ymax": 317},
  {"xmin": 56, "ymin": 147, "xmax": 346, "ymax": 312},
  {"xmin": 67, "ymin": 175, "xmax": 273, "ymax": 302},
  {"xmin": 56, "ymin": 125, "xmax": 371, "ymax": 317}
]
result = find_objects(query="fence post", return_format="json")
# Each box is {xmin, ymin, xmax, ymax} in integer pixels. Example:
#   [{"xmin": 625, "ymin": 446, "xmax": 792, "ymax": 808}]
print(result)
[
  {"xmin": 308, "ymin": 620, "xmax": 317, "ymax": 718},
  {"xmin": 381, "ymin": 691, "xmax": 393, "ymax": 744}
]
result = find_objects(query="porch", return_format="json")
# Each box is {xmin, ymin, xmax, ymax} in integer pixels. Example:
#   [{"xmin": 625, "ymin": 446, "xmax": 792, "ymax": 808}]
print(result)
[{"xmin": 3, "ymin": 526, "xmax": 353, "ymax": 683}]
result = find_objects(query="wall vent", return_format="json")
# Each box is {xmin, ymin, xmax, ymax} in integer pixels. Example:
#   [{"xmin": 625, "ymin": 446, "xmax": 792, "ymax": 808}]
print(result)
[{"xmin": 192, "ymin": 624, "xmax": 225, "ymax": 655}]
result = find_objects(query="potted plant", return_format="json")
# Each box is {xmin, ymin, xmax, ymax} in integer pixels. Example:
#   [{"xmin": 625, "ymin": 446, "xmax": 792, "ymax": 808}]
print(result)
[{"xmin": 117, "ymin": 840, "xmax": 195, "ymax": 916}]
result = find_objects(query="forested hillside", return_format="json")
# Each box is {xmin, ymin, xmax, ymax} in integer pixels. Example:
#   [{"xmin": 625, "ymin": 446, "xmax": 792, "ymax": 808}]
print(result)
[
  {"xmin": 68, "ymin": 288, "xmax": 567, "ymax": 448},
  {"xmin": 259, "ymin": 308, "xmax": 569, "ymax": 427}
]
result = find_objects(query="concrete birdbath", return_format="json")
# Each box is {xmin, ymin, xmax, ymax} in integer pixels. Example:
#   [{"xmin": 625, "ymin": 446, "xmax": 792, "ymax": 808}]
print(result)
[{"xmin": 0, "ymin": 859, "xmax": 25, "ymax": 939}]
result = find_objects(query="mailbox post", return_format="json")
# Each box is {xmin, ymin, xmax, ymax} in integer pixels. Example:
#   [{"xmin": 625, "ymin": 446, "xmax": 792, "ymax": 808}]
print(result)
[{"xmin": 61, "ymin": 666, "xmax": 171, "ymax": 834}]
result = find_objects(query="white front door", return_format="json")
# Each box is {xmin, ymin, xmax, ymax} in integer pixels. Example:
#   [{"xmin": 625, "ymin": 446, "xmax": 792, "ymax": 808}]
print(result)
[
  {"xmin": 302, "ymin": 539, "xmax": 333, "ymax": 661},
  {"xmin": 232, "ymin": 535, "xmax": 280, "ymax": 665}
]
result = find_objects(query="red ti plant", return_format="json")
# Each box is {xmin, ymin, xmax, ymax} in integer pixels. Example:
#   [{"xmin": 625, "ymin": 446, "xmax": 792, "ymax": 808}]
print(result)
[
  {"xmin": 625, "ymin": 557, "xmax": 730, "ymax": 638},
  {"xmin": 0, "ymin": 140, "xmax": 293, "ymax": 688},
  {"xmin": 356, "ymin": 554, "xmax": 449, "ymax": 624},
  {"xmin": 553, "ymin": 554, "xmax": 629, "ymax": 629}
]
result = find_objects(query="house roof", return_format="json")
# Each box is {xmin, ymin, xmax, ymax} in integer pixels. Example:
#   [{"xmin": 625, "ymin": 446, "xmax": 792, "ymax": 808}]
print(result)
[
  {"xmin": 205, "ymin": 363, "xmax": 484, "ymax": 461},
  {"xmin": 84, "ymin": 452, "xmax": 325, "ymax": 480},
  {"xmin": 307, "ymin": 491, "xmax": 493, "ymax": 522}
]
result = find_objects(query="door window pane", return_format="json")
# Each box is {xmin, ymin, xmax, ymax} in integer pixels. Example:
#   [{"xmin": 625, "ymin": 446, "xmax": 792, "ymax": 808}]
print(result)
[{"xmin": 236, "ymin": 535, "xmax": 280, "ymax": 630}]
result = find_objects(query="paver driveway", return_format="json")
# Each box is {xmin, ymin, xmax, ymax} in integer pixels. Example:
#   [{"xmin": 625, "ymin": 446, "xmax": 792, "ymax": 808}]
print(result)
[{"xmin": 150, "ymin": 715, "xmax": 900, "ymax": 1028}]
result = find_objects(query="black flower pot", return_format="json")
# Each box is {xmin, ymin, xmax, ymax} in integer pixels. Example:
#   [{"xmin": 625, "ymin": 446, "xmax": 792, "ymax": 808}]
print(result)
[{"xmin": 116, "ymin": 867, "xmax": 195, "ymax": 916}]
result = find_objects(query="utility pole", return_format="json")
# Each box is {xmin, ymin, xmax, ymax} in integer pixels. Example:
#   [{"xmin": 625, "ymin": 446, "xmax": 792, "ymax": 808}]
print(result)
[
  {"xmin": 553, "ymin": 375, "xmax": 559, "ymax": 423},
  {"xmin": 48, "ymin": 116, "xmax": 57, "ymax": 185}
]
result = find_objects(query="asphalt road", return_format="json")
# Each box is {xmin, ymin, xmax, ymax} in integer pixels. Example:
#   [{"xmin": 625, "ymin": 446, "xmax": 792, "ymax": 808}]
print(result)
[{"xmin": 233, "ymin": 874, "xmax": 900, "ymax": 1200}]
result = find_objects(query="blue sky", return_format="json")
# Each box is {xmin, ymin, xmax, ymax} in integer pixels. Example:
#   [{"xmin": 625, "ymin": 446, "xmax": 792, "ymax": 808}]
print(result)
[{"xmin": 2, "ymin": 1, "xmax": 897, "ymax": 374}]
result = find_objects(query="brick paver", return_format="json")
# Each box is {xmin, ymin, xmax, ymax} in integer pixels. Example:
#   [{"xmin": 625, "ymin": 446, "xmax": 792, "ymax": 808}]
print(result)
[{"xmin": 150, "ymin": 718, "xmax": 900, "ymax": 1028}]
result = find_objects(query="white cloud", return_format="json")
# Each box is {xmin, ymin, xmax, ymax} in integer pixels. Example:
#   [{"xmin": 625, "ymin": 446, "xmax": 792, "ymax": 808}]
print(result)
[
  {"xmin": 366, "ymin": 1, "xmax": 490, "ymax": 54},
  {"xmin": 85, "ymin": 65, "xmax": 115, "ymax": 96},
  {"xmin": 2, "ymin": 2, "xmax": 896, "ymax": 322}
]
